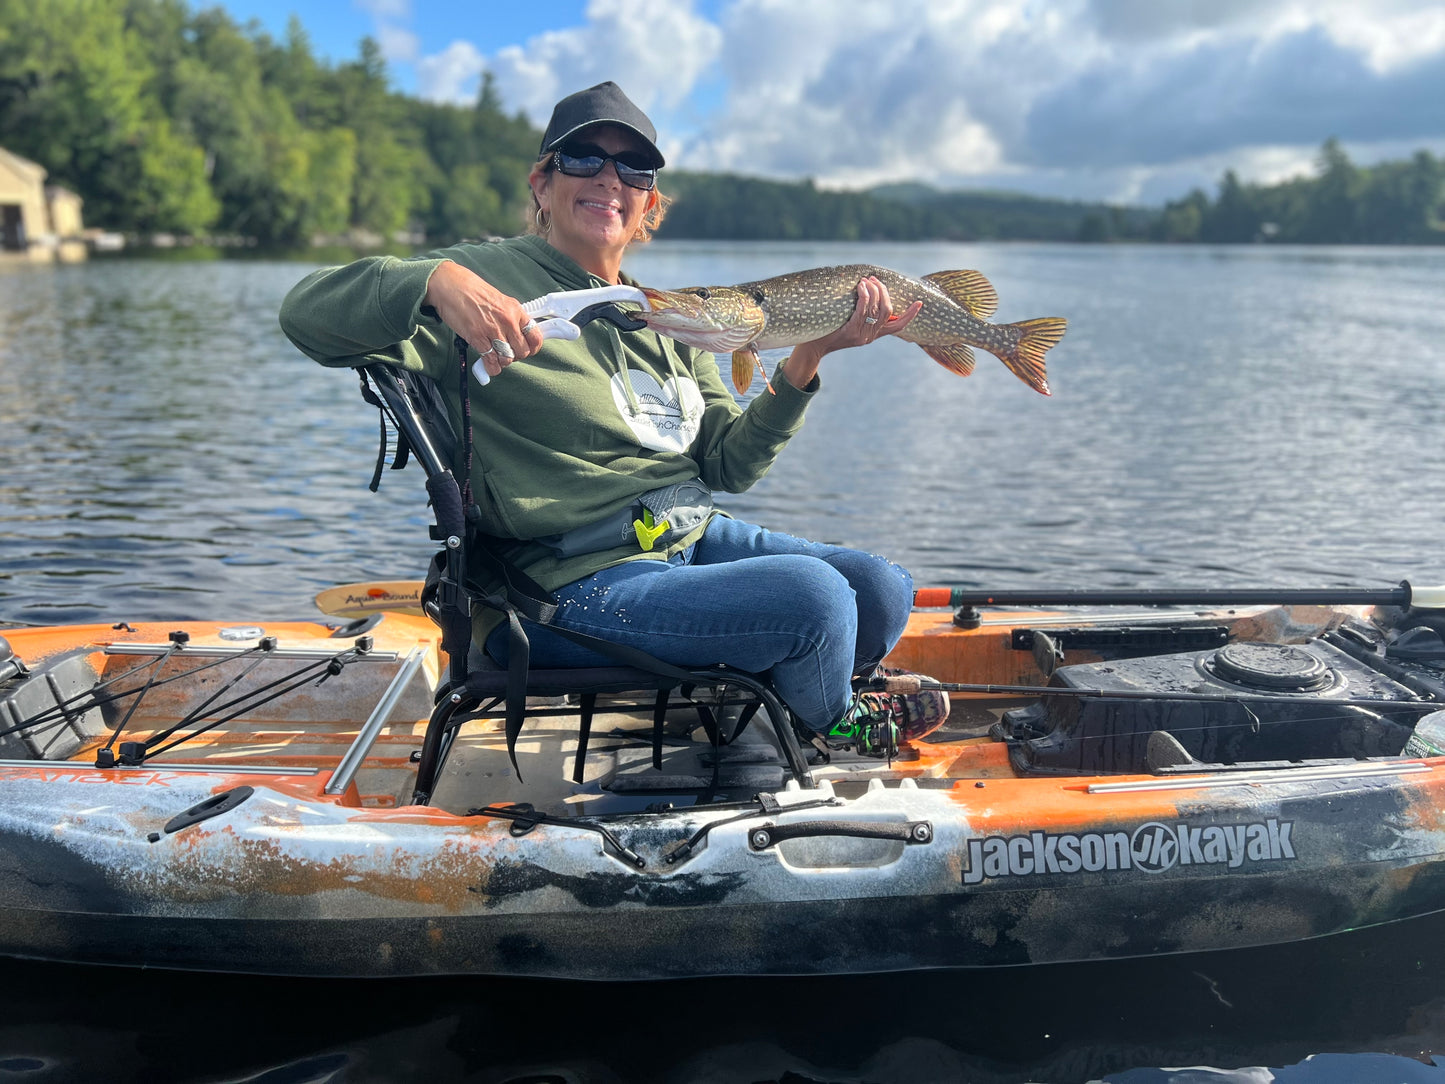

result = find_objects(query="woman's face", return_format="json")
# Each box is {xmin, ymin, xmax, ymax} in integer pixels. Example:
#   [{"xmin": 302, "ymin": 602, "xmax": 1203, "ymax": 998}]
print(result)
[{"xmin": 532, "ymin": 124, "xmax": 657, "ymax": 278}]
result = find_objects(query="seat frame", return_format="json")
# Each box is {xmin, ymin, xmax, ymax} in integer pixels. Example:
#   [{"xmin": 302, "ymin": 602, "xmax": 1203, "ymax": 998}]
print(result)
[{"xmin": 358, "ymin": 362, "xmax": 815, "ymax": 805}]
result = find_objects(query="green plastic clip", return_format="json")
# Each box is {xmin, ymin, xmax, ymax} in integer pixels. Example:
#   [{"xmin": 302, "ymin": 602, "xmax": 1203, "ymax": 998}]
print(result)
[{"xmin": 633, "ymin": 508, "xmax": 670, "ymax": 551}]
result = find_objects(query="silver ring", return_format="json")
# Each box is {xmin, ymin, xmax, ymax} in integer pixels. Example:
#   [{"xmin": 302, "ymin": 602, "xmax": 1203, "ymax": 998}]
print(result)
[
  {"xmin": 492, "ymin": 338, "xmax": 516, "ymax": 360},
  {"xmin": 478, "ymin": 346, "xmax": 497, "ymax": 358},
  {"xmin": 863, "ymin": 316, "xmax": 878, "ymax": 325},
  {"xmin": 522, "ymin": 320, "xmax": 538, "ymax": 334}
]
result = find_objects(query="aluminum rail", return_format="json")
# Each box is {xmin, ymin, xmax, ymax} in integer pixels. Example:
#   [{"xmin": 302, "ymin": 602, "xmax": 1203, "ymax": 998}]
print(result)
[
  {"xmin": 325, "ymin": 649, "xmax": 426, "ymax": 796},
  {"xmin": 1088, "ymin": 760, "xmax": 1430, "ymax": 794},
  {"xmin": 0, "ymin": 760, "xmax": 320, "ymax": 775},
  {"xmin": 106, "ymin": 644, "xmax": 399, "ymax": 662}
]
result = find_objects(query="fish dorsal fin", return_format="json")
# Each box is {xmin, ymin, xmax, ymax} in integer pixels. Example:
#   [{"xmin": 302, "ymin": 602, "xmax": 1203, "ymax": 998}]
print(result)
[
  {"xmin": 922, "ymin": 343, "xmax": 976, "ymax": 377},
  {"xmin": 924, "ymin": 270, "xmax": 998, "ymax": 320}
]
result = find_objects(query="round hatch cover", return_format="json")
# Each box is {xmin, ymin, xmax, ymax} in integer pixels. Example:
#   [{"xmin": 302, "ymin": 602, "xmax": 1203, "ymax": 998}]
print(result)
[
  {"xmin": 1210, "ymin": 642, "xmax": 1331, "ymax": 691},
  {"xmin": 217, "ymin": 626, "xmax": 265, "ymax": 641}
]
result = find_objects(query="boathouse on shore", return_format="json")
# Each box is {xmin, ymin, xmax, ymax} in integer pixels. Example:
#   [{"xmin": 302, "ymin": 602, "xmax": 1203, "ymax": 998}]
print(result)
[{"xmin": 0, "ymin": 146, "xmax": 86, "ymax": 262}]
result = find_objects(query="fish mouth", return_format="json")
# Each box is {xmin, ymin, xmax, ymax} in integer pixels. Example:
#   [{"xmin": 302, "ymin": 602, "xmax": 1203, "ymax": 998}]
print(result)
[
  {"xmin": 634, "ymin": 287, "xmax": 707, "ymax": 329},
  {"xmin": 637, "ymin": 286, "xmax": 691, "ymax": 313}
]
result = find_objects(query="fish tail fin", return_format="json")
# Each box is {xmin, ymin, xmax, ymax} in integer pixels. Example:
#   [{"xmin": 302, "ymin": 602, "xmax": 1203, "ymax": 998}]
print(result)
[
  {"xmin": 922, "ymin": 343, "xmax": 976, "ymax": 377},
  {"xmin": 923, "ymin": 270, "xmax": 998, "ymax": 319},
  {"xmin": 998, "ymin": 317, "xmax": 1066, "ymax": 396}
]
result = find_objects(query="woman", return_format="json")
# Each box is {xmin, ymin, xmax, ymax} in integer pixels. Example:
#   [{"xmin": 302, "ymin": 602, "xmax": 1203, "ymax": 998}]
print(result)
[{"xmin": 280, "ymin": 81, "xmax": 947, "ymax": 755}]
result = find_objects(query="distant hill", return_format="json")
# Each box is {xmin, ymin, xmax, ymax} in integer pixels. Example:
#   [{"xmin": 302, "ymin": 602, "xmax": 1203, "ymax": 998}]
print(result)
[
  {"xmin": 656, "ymin": 172, "xmax": 1153, "ymax": 242},
  {"xmin": 872, "ymin": 183, "xmax": 1157, "ymax": 241}
]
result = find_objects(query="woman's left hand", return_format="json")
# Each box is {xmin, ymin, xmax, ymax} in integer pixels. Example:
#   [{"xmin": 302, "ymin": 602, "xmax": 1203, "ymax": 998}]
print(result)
[{"xmin": 782, "ymin": 276, "xmax": 923, "ymax": 390}]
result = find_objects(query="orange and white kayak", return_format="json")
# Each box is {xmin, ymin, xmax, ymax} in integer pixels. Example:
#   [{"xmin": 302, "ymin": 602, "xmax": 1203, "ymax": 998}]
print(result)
[{"xmin": 1, "ymin": 596, "xmax": 1444, "ymax": 979}]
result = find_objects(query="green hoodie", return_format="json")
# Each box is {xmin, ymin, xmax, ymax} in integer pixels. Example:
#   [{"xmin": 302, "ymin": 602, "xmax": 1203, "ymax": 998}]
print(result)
[{"xmin": 280, "ymin": 234, "xmax": 816, "ymax": 641}]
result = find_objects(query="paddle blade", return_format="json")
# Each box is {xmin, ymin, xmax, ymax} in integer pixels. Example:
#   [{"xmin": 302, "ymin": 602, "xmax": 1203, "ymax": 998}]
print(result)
[{"xmin": 314, "ymin": 580, "xmax": 425, "ymax": 617}]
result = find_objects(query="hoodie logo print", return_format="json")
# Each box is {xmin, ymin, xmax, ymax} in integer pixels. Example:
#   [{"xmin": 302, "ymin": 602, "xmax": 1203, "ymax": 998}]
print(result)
[{"xmin": 611, "ymin": 369, "xmax": 704, "ymax": 453}]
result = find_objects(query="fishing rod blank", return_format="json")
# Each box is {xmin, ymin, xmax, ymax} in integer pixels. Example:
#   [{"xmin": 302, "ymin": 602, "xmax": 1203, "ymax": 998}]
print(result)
[{"xmin": 911, "ymin": 580, "xmax": 1445, "ymax": 610}]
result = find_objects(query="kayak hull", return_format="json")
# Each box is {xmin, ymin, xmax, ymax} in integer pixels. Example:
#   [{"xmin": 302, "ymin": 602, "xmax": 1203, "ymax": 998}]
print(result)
[
  {"xmin": 3, "ymin": 607, "xmax": 1444, "ymax": 978},
  {"xmin": 4, "ymin": 871, "xmax": 1445, "ymax": 980},
  {"xmin": 0, "ymin": 758, "xmax": 1441, "ymax": 978}
]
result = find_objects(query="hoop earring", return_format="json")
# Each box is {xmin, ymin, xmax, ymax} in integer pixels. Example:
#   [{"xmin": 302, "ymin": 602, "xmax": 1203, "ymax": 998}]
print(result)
[{"xmin": 535, "ymin": 206, "xmax": 550, "ymax": 232}]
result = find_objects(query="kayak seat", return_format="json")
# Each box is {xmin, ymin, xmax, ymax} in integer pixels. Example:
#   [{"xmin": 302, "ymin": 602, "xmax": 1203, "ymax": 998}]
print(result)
[
  {"xmin": 0, "ymin": 634, "xmax": 19, "ymax": 684},
  {"xmin": 356, "ymin": 362, "xmax": 815, "ymax": 805},
  {"xmin": 0, "ymin": 647, "xmax": 108, "ymax": 760}
]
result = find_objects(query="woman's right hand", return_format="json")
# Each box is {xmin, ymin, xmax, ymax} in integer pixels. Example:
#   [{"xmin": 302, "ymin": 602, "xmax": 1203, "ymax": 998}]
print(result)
[
  {"xmin": 782, "ymin": 276, "xmax": 922, "ymax": 391},
  {"xmin": 424, "ymin": 260, "xmax": 546, "ymax": 378}
]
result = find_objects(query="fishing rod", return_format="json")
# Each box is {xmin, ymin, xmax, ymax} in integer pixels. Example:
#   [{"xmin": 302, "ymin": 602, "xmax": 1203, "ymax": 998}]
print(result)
[
  {"xmin": 911, "ymin": 580, "xmax": 1445, "ymax": 611},
  {"xmin": 867, "ymin": 672, "xmax": 1432, "ymax": 712}
]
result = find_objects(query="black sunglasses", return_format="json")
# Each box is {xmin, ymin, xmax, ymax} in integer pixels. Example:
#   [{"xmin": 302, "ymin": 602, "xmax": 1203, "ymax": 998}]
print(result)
[{"xmin": 551, "ymin": 145, "xmax": 657, "ymax": 190}]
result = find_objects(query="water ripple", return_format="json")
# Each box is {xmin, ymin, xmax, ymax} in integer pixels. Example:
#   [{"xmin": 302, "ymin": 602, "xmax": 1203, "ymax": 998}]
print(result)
[{"xmin": 3, "ymin": 244, "xmax": 1444, "ymax": 622}]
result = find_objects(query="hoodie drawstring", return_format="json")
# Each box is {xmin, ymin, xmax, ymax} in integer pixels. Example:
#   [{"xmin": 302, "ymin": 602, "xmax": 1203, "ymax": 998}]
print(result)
[{"xmin": 607, "ymin": 321, "xmax": 642, "ymax": 416}]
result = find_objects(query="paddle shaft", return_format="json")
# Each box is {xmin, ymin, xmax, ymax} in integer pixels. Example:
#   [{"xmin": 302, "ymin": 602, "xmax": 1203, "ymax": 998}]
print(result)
[{"xmin": 320, "ymin": 580, "xmax": 1417, "ymax": 617}]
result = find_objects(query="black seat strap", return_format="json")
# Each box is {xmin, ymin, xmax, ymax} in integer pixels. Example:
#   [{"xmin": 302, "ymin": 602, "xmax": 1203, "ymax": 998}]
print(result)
[
  {"xmin": 573, "ymin": 692, "xmax": 597, "ymax": 785},
  {"xmin": 358, "ymin": 371, "xmax": 413, "ymax": 492},
  {"xmin": 478, "ymin": 601, "xmax": 702, "ymax": 782},
  {"xmin": 652, "ymin": 691, "xmax": 670, "ymax": 771},
  {"xmin": 466, "ymin": 539, "xmax": 558, "ymax": 627}
]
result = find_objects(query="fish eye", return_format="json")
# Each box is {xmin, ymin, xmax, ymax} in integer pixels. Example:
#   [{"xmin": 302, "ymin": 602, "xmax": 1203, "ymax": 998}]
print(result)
[
  {"xmin": 749, "ymin": 288, "xmax": 765, "ymax": 304},
  {"xmin": 692, "ymin": 288, "xmax": 711, "ymax": 300}
]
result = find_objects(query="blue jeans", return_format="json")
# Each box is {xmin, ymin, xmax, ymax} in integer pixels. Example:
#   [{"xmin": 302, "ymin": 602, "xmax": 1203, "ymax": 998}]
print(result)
[{"xmin": 483, "ymin": 516, "xmax": 914, "ymax": 730}]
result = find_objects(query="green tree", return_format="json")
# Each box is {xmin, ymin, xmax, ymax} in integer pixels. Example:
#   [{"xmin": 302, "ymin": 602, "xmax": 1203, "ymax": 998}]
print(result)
[
  {"xmin": 1357, "ymin": 151, "xmax": 1442, "ymax": 244},
  {"xmin": 326, "ymin": 38, "xmax": 427, "ymax": 237},
  {"xmin": 0, "ymin": 0, "xmax": 216, "ymax": 233},
  {"xmin": 1201, "ymin": 170, "xmax": 1261, "ymax": 242},
  {"xmin": 1077, "ymin": 212, "xmax": 1112, "ymax": 242},
  {"xmin": 1299, "ymin": 138, "xmax": 1364, "ymax": 242},
  {"xmin": 1153, "ymin": 189, "xmax": 1207, "ymax": 242},
  {"xmin": 127, "ymin": 115, "xmax": 220, "ymax": 231}
]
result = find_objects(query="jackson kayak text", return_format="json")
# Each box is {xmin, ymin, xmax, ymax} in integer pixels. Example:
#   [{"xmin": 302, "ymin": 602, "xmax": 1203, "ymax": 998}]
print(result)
[{"xmin": 962, "ymin": 819, "xmax": 1296, "ymax": 884}]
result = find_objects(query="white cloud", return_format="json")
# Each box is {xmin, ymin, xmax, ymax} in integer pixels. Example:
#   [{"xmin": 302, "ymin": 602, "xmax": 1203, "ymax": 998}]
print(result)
[
  {"xmin": 388, "ymin": 0, "xmax": 1445, "ymax": 204},
  {"xmin": 486, "ymin": 0, "xmax": 723, "ymax": 125},
  {"xmin": 683, "ymin": 0, "xmax": 1078, "ymax": 185},
  {"xmin": 375, "ymin": 23, "xmax": 419, "ymax": 64},
  {"xmin": 416, "ymin": 40, "xmax": 485, "ymax": 103},
  {"xmin": 691, "ymin": 0, "xmax": 1445, "ymax": 199},
  {"xmin": 1312, "ymin": 3, "xmax": 1445, "ymax": 73}
]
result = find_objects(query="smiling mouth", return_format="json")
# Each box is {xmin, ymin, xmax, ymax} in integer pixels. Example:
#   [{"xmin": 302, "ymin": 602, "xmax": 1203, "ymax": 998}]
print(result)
[{"xmin": 578, "ymin": 199, "xmax": 620, "ymax": 215}]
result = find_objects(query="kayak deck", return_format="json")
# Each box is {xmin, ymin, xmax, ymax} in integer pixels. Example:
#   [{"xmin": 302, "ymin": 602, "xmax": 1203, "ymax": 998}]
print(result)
[
  {"xmin": 0, "ymin": 613, "xmax": 1005, "ymax": 816},
  {"xmin": 0, "ymin": 603, "xmax": 1365, "ymax": 818}
]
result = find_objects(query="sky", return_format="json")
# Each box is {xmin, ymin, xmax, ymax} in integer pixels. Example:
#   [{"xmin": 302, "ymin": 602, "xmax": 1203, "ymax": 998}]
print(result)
[{"xmin": 216, "ymin": 0, "xmax": 1445, "ymax": 206}]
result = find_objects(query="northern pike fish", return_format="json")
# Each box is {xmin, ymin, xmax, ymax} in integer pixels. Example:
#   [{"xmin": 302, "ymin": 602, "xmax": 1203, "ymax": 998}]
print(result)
[{"xmin": 637, "ymin": 264, "xmax": 1066, "ymax": 395}]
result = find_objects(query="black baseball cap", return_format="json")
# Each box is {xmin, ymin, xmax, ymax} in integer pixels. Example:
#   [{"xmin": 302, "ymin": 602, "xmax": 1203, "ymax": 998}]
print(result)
[{"xmin": 539, "ymin": 81, "xmax": 665, "ymax": 169}]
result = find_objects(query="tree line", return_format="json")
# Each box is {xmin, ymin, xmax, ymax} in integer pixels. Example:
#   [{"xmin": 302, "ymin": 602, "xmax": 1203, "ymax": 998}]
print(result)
[
  {"xmin": 659, "ymin": 174, "xmax": 1158, "ymax": 243},
  {"xmin": 1149, "ymin": 139, "xmax": 1444, "ymax": 244},
  {"xmin": 643, "ymin": 143, "xmax": 1442, "ymax": 246},
  {"xmin": 1, "ymin": 1, "xmax": 1441, "ymax": 248},
  {"xmin": 0, "ymin": 0, "xmax": 538, "ymax": 245}
]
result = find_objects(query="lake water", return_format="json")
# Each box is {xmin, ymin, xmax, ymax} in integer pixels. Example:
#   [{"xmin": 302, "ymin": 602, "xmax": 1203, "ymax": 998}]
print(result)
[{"xmin": 2, "ymin": 242, "xmax": 1445, "ymax": 1082}]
